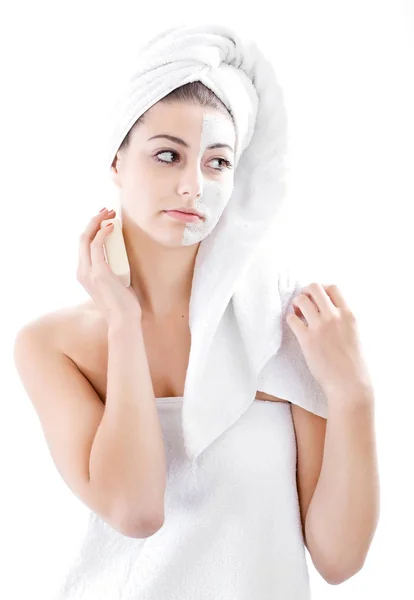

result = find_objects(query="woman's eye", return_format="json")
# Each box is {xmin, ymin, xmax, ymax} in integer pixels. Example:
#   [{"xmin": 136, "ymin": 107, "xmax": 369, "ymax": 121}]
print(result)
[
  {"xmin": 209, "ymin": 158, "xmax": 233, "ymax": 170},
  {"xmin": 154, "ymin": 150, "xmax": 177, "ymax": 164},
  {"xmin": 154, "ymin": 150, "xmax": 232, "ymax": 171}
]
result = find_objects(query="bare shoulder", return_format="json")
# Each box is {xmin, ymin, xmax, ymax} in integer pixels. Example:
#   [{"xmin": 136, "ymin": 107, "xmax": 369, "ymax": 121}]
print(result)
[
  {"xmin": 15, "ymin": 300, "xmax": 103, "ymax": 358},
  {"xmin": 14, "ymin": 299, "xmax": 110, "ymax": 405}
]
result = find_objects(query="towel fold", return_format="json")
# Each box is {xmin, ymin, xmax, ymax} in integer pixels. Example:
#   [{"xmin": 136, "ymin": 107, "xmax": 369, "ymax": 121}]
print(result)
[{"xmin": 107, "ymin": 23, "xmax": 328, "ymax": 465}]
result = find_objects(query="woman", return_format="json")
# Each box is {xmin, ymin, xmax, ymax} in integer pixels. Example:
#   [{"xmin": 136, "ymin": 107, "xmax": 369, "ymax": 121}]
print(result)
[{"xmin": 13, "ymin": 23, "xmax": 379, "ymax": 599}]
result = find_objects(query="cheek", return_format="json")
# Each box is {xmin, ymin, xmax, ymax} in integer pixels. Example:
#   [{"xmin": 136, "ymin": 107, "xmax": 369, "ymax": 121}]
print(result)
[
  {"xmin": 180, "ymin": 180, "xmax": 233, "ymax": 246},
  {"xmin": 124, "ymin": 167, "xmax": 161, "ymax": 205},
  {"xmin": 201, "ymin": 180, "xmax": 233, "ymax": 216}
]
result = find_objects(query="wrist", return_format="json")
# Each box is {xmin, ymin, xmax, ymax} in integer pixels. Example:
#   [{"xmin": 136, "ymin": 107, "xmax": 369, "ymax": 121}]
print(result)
[{"xmin": 107, "ymin": 313, "xmax": 143, "ymax": 336}]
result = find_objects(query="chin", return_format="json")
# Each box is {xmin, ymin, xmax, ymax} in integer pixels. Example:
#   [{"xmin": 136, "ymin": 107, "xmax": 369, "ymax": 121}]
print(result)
[{"xmin": 148, "ymin": 231, "xmax": 187, "ymax": 248}]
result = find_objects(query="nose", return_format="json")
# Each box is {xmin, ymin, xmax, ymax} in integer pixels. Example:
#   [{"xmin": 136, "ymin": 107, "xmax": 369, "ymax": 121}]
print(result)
[{"xmin": 177, "ymin": 161, "xmax": 203, "ymax": 198}]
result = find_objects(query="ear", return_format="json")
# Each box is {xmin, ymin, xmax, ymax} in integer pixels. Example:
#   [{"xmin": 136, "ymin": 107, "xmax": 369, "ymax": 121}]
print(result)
[{"xmin": 110, "ymin": 156, "xmax": 122, "ymax": 189}]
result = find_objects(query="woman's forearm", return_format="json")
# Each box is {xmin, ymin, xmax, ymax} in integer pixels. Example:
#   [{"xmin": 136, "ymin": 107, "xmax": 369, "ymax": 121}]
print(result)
[
  {"xmin": 305, "ymin": 392, "xmax": 380, "ymax": 583},
  {"xmin": 89, "ymin": 319, "xmax": 167, "ymax": 536}
]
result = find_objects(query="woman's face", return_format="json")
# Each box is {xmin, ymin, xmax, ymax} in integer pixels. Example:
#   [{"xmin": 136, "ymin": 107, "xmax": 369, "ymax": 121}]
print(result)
[{"xmin": 111, "ymin": 100, "xmax": 236, "ymax": 247}]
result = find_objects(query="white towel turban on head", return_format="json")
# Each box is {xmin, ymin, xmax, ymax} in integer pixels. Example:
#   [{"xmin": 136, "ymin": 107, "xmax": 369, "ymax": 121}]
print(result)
[
  {"xmin": 107, "ymin": 23, "xmax": 328, "ymax": 465},
  {"xmin": 107, "ymin": 25, "xmax": 259, "ymax": 172}
]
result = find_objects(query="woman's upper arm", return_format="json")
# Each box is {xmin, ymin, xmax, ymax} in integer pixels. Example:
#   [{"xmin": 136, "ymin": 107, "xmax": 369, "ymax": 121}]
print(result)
[{"xmin": 291, "ymin": 402, "xmax": 327, "ymax": 547}]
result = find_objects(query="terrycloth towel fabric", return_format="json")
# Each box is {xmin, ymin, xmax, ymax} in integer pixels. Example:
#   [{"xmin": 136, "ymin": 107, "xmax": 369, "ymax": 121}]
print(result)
[
  {"xmin": 53, "ymin": 398, "xmax": 314, "ymax": 600},
  {"xmin": 107, "ymin": 23, "xmax": 328, "ymax": 465}
]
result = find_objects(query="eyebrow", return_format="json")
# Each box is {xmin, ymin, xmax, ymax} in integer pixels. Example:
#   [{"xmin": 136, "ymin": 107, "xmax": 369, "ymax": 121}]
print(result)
[{"xmin": 148, "ymin": 134, "xmax": 234, "ymax": 154}]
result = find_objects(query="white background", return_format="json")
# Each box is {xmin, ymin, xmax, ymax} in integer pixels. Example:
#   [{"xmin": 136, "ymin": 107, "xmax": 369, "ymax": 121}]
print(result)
[{"xmin": 1, "ymin": 0, "xmax": 413, "ymax": 597}]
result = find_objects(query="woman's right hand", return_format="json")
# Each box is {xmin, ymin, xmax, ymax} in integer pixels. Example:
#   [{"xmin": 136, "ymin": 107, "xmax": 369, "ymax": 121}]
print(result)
[{"xmin": 76, "ymin": 208, "xmax": 142, "ymax": 327}]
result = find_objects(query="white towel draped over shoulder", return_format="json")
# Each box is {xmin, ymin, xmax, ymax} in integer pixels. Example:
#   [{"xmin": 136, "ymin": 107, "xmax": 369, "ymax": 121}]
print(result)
[{"xmin": 107, "ymin": 23, "xmax": 328, "ymax": 465}]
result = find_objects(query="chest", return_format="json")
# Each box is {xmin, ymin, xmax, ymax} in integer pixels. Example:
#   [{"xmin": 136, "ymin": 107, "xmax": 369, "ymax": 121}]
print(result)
[
  {"xmin": 67, "ymin": 308, "xmax": 191, "ymax": 401},
  {"xmin": 140, "ymin": 313, "xmax": 192, "ymax": 398}
]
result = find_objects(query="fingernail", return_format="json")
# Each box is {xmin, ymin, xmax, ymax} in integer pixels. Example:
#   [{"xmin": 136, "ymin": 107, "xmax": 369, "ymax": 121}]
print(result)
[{"xmin": 99, "ymin": 207, "xmax": 107, "ymax": 213}]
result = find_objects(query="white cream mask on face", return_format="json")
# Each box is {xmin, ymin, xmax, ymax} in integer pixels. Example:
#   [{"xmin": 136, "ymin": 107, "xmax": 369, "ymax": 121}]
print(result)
[{"xmin": 180, "ymin": 112, "xmax": 235, "ymax": 246}]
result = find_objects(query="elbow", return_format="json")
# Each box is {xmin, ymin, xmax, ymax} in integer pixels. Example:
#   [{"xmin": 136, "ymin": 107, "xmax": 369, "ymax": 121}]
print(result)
[
  {"xmin": 321, "ymin": 558, "xmax": 365, "ymax": 586},
  {"xmin": 309, "ymin": 543, "xmax": 366, "ymax": 585},
  {"xmin": 115, "ymin": 509, "xmax": 165, "ymax": 539}
]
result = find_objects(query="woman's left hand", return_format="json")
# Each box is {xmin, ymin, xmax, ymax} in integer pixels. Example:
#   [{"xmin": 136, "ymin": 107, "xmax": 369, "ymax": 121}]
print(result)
[{"xmin": 286, "ymin": 282, "xmax": 374, "ymax": 403}]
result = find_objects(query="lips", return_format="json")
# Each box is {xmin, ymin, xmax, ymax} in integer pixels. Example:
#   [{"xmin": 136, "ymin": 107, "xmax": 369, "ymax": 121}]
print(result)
[
  {"xmin": 178, "ymin": 210, "xmax": 200, "ymax": 217},
  {"xmin": 164, "ymin": 210, "xmax": 203, "ymax": 223},
  {"xmin": 168, "ymin": 209, "xmax": 203, "ymax": 218}
]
